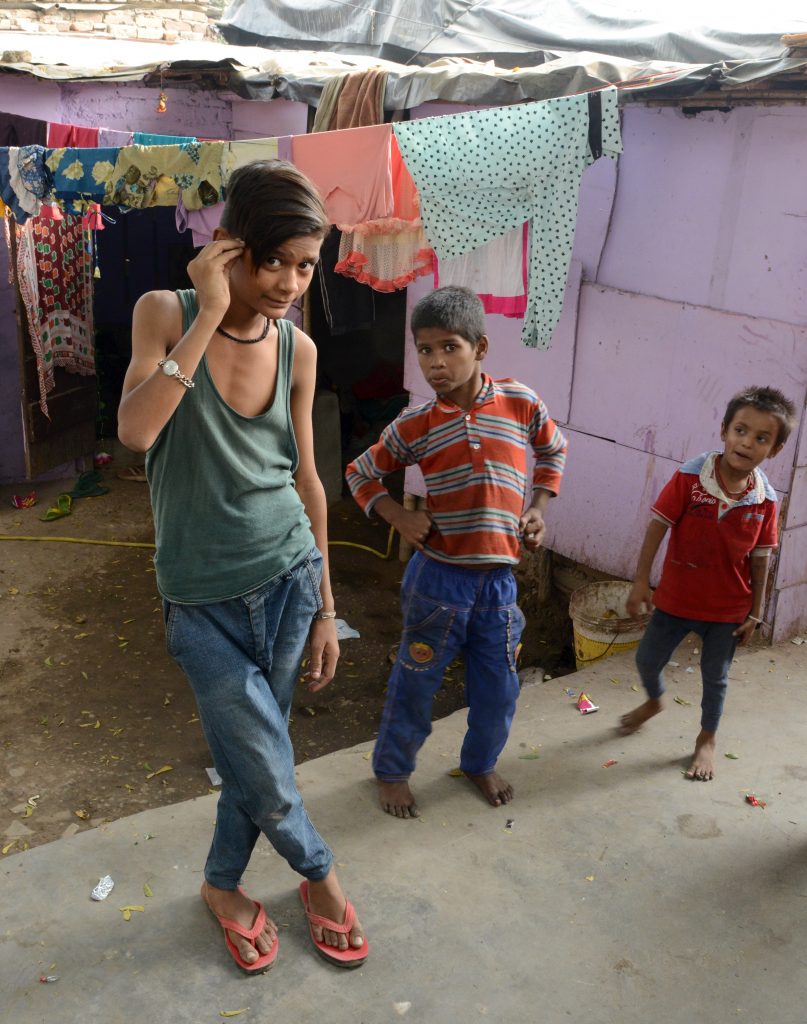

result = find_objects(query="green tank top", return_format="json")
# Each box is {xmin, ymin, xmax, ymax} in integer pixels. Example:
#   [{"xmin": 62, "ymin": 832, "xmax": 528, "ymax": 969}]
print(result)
[{"xmin": 145, "ymin": 289, "xmax": 315, "ymax": 603}]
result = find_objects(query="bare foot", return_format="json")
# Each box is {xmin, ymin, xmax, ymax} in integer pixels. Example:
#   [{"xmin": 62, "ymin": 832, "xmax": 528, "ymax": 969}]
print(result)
[
  {"xmin": 466, "ymin": 770, "xmax": 513, "ymax": 807},
  {"xmin": 685, "ymin": 729, "xmax": 717, "ymax": 781},
  {"xmin": 201, "ymin": 881, "xmax": 277, "ymax": 967},
  {"xmin": 305, "ymin": 867, "xmax": 365, "ymax": 953},
  {"xmin": 619, "ymin": 697, "xmax": 663, "ymax": 735},
  {"xmin": 378, "ymin": 779, "xmax": 420, "ymax": 818}
]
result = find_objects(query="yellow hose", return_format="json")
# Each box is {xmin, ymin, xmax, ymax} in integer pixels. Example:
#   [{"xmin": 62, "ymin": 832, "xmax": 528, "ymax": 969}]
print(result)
[
  {"xmin": 0, "ymin": 534, "xmax": 155, "ymax": 549},
  {"xmin": 0, "ymin": 524, "xmax": 397, "ymax": 559}
]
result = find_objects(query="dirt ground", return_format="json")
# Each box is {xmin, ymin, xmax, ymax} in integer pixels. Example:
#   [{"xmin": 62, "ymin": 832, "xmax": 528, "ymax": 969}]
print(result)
[{"xmin": 0, "ymin": 450, "xmax": 575, "ymax": 854}]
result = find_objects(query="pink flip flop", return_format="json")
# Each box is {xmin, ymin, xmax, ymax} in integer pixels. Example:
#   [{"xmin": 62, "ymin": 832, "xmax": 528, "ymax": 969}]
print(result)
[
  {"xmin": 298, "ymin": 880, "xmax": 368, "ymax": 968},
  {"xmin": 203, "ymin": 885, "xmax": 278, "ymax": 974}
]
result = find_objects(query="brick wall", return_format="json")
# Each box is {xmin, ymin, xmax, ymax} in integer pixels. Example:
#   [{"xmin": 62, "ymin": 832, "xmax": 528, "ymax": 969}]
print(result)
[{"xmin": 0, "ymin": 1, "xmax": 220, "ymax": 42}]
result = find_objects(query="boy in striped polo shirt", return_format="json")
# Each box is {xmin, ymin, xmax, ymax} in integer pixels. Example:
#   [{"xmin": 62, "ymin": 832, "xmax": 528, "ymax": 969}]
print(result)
[{"xmin": 346, "ymin": 286, "xmax": 567, "ymax": 817}]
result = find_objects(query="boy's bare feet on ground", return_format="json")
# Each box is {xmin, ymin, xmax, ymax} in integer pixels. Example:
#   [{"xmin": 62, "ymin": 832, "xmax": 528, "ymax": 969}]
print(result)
[
  {"xmin": 685, "ymin": 729, "xmax": 717, "ymax": 781},
  {"xmin": 202, "ymin": 881, "xmax": 278, "ymax": 966},
  {"xmin": 305, "ymin": 868, "xmax": 366, "ymax": 952},
  {"xmin": 378, "ymin": 780, "xmax": 420, "ymax": 818},
  {"xmin": 619, "ymin": 697, "xmax": 663, "ymax": 735},
  {"xmin": 466, "ymin": 771, "xmax": 513, "ymax": 807}
]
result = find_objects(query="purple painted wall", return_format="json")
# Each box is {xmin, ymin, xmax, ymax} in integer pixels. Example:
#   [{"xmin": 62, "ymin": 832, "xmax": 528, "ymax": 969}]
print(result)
[
  {"xmin": 0, "ymin": 82, "xmax": 306, "ymax": 482},
  {"xmin": 404, "ymin": 102, "xmax": 807, "ymax": 640}
]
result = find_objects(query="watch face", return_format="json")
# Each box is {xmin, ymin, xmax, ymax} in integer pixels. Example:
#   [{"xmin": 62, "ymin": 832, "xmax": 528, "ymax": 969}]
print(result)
[{"xmin": 162, "ymin": 359, "xmax": 178, "ymax": 376}]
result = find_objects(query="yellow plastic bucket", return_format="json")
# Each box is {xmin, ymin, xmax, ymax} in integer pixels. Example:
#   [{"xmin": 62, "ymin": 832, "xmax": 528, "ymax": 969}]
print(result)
[{"xmin": 568, "ymin": 581, "xmax": 650, "ymax": 669}]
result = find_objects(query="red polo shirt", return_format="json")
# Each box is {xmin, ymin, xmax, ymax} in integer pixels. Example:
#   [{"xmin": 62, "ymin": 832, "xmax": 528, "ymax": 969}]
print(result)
[{"xmin": 651, "ymin": 452, "xmax": 778, "ymax": 622}]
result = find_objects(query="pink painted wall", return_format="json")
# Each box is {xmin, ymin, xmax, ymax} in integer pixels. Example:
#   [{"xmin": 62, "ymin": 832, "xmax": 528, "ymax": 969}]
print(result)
[{"xmin": 404, "ymin": 102, "xmax": 807, "ymax": 640}]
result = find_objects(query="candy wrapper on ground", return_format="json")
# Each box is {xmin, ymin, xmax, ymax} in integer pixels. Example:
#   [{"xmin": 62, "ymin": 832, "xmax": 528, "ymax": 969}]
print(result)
[
  {"xmin": 576, "ymin": 692, "xmax": 599, "ymax": 714},
  {"xmin": 11, "ymin": 492, "xmax": 36, "ymax": 508},
  {"xmin": 93, "ymin": 451, "xmax": 113, "ymax": 466},
  {"xmin": 745, "ymin": 794, "xmax": 766, "ymax": 809}
]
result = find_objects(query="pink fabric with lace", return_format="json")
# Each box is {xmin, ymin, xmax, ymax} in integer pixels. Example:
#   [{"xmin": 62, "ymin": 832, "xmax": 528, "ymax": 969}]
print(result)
[{"xmin": 335, "ymin": 136, "xmax": 434, "ymax": 292}]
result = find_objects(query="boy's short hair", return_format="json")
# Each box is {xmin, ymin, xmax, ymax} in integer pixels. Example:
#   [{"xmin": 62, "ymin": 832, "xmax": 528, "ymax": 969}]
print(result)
[
  {"xmin": 722, "ymin": 386, "xmax": 797, "ymax": 446},
  {"xmin": 220, "ymin": 160, "xmax": 329, "ymax": 269},
  {"xmin": 411, "ymin": 286, "xmax": 487, "ymax": 345}
]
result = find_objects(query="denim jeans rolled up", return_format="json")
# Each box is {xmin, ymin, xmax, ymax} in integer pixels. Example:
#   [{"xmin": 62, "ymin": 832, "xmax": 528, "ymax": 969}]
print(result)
[
  {"xmin": 636, "ymin": 608, "xmax": 741, "ymax": 733},
  {"xmin": 373, "ymin": 551, "xmax": 526, "ymax": 781},
  {"xmin": 163, "ymin": 549, "xmax": 333, "ymax": 890}
]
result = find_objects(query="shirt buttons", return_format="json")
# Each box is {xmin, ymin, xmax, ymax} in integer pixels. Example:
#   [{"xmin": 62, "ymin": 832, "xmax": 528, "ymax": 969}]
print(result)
[
  {"xmin": 471, "ymin": 443, "xmax": 481, "ymax": 450},
  {"xmin": 465, "ymin": 414, "xmax": 471, "ymax": 421}
]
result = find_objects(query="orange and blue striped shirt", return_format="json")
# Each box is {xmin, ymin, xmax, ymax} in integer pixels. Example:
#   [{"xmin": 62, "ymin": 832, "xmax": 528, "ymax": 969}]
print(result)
[{"xmin": 345, "ymin": 374, "xmax": 568, "ymax": 566}]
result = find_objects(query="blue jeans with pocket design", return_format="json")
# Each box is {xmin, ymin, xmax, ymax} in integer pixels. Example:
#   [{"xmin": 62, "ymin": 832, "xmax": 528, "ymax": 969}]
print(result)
[
  {"xmin": 373, "ymin": 551, "xmax": 526, "ymax": 781},
  {"xmin": 636, "ymin": 608, "xmax": 741, "ymax": 732},
  {"xmin": 163, "ymin": 549, "xmax": 333, "ymax": 890}
]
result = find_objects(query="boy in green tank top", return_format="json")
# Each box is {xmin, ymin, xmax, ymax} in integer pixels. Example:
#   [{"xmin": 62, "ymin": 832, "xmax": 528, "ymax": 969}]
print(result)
[{"xmin": 118, "ymin": 162, "xmax": 367, "ymax": 972}]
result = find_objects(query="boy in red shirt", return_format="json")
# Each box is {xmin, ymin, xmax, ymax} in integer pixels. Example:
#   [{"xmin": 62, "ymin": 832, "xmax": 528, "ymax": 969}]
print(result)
[
  {"xmin": 346, "ymin": 286, "xmax": 567, "ymax": 817},
  {"xmin": 620, "ymin": 386, "xmax": 796, "ymax": 780}
]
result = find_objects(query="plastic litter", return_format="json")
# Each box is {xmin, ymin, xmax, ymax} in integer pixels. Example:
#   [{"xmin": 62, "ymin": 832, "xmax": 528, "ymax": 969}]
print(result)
[
  {"xmin": 39, "ymin": 975, "xmax": 59, "ymax": 983},
  {"xmin": 576, "ymin": 692, "xmax": 598, "ymax": 714},
  {"xmin": 90, "ymin": 875, "xmax": 114, "ymax": 901},
  {"xmin": 602, "ymin": 759, "xmax": 618, "ymax": 768},
  {"xmin": 335, "ymin": 619, "xmax": 360, "ymax": 640},
  {"xmin": 206, "ymin": 767, "xmax": 223, "ymax": 786},
  {"xmin": 745, "ymin": 794, "xmax": 766, "ymax": 809}
]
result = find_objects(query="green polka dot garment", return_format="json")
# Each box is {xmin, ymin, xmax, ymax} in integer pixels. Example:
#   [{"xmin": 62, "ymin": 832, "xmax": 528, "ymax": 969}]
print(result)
[{"xmin": 393, "ymin": 88, "xmax": 621, "ymax": 349}]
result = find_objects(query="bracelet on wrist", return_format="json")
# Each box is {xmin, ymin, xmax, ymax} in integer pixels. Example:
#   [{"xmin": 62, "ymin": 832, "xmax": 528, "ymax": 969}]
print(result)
[
  {"xmin": 747, "ymin": 614, "xmax": 763, "ymax": 624},
  {"xmin": 314, "ymin": 610, "xmax": 337, "ymax": 620}
]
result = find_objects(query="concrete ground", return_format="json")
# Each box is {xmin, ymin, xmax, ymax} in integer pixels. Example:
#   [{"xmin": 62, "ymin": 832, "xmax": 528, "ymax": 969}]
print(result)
[{"xmin": 2, "ymin": 638, "xmax": 807, "ymax": 1024}]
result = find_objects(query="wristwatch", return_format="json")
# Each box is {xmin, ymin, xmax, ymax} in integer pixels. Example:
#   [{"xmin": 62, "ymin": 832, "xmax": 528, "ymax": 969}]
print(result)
[{"xmin": 158, "ymin": 358, "xmax": 195, "ymax": 389}]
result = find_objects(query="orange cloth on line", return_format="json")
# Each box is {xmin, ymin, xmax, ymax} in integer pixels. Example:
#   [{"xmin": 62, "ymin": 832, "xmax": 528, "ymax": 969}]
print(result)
[
  {"xmin": 291, "ymin": 122, "xmax": 393, "ymax": 228},
  {"xmin": 334, "ymin": 135, "xmax": 432, "ymax": 292}
]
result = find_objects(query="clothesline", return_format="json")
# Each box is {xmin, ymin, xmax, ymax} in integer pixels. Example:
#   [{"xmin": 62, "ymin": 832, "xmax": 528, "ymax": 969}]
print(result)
[{"xmin": 2, "ymin": 87, "xmax": 622, "ymax": 363}]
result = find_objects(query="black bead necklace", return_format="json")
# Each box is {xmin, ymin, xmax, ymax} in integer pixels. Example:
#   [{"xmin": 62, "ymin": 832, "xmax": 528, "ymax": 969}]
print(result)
[{"xmin": 216, "ymin": 317, "xmax": 271, "ymax": 345}]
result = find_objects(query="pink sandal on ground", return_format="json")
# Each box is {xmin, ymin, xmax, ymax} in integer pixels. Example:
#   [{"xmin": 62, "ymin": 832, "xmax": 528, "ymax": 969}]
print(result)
[
  {"xmin": 202, "ymin": 884, "xmax": 279, "ymax": 974},
  {"xmin": 299, "ymin": 880, "xmax": 368, "ymax": 968}
]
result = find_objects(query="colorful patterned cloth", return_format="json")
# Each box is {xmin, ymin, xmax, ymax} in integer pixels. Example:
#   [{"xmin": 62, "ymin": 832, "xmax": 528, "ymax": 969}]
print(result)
[
  {"xmin": 15, "ymin": 212, "xmax": 95, "ymax": 415},
  {"xmin": 45, "ymin": 147, "xmax": 118, "ymax": 201},
  {"xmin": 104, "ymin": 141, "xmax": 226, "ymax": 210},
  {"xmin": 0, "ymin": 146, "xmax": 51, "ymax": 223}
]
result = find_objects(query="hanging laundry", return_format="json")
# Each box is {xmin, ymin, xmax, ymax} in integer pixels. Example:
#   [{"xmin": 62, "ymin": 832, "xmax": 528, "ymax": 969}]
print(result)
[
  {"xmin": 104, "ymin": 141, "xmax": 226, "ymax": 210},
  {"xmin": 132, "ymin": 131, "xmax": 196, "ymax": 146},
  {"xmin": 334, "ymin": 135, "xmax": 433, "ymax": 292},
  {"xmin": 0, "ymin": 146, "xmax": 51, "ymax": 223},
  {"xmin": 175, "ymin": 195, "xmax": 224, "ymax": 247},
  {"xmin": 313, "ymin": 69, "xmax": 388, "ymax": 132},
  {"xmin": 45, "ymin": 147, "xmax": 118, "ymax": 202},
  {"xmin": 222, "ymin": 136, "xmax": 281, "ymax": 186},
  {"xmin": 292, "ymin": 122, "xmax": 394, "ymax": 227},
  {"xmin": 393, "ymin": 89, "xmax": 621, "ymax": 348},
  {"xmin": 47, "ymin": 122, "xmax": 100, "ymax": 148},
  {"xmin": 98, "ymin": 128, "xmax": 134, "ymax": 148},
  {"xmin": 14, "ymin": 212, "xmax": 95, "ymax": 415},
  {"xmin": 435, "ymin": 222, "xmax": 528, "ymax": 319},
  {"xmin": 0, "ymin": 111, "xmax": 47, "ymax": 146},
  {"xmin": 317, "ymin": 228, "xmax": 375, "ymax": 335}
]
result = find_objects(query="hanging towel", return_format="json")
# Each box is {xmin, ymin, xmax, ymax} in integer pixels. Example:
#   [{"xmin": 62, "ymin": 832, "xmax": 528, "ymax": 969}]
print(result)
[
  {"xmin": 98, "ymin": 128, "xmax": 134, "ymax": 148},
  {"xmin": 0, "ymin": 146, "xmax": 50, "ymax": 222},
  {"xmin": 393, "ymin": 88, "xmax": 621, "ymax": 348},
  {"xmin": 47, "ymin": 122, "xmax": 100, "ymax": 148},
  {"xmin": 0, "ymin": 111, "xmax": 47, "ymax": 146}
]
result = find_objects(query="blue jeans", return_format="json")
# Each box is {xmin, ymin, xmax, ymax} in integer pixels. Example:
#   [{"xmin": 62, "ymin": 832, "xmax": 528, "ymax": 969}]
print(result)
[
  {"xmin": 636, "ymin": 608, "xmax": 741, "ymax": 732},
  {"xmin": 373, "ymin": 552, "xmax": 526, "ymax": 781},
  {"xmin": 163, "ymin": 549, "xmax": 333, "ymax": 890}
]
